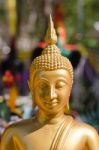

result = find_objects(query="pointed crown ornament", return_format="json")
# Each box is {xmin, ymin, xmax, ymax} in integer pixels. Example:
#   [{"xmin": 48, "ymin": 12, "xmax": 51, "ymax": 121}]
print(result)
[{"xmin": 30, "ymin": 15, "xmax": 73, "ymax": 82}]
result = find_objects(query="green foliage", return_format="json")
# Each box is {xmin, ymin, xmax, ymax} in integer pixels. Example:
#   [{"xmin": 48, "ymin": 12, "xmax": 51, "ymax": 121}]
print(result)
[{"xmin": 62, "ymin": 0, "xmax": 99, "ymax": 39}]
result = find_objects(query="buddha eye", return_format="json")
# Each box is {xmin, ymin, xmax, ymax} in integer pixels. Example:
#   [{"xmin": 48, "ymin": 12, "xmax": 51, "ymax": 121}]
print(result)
[
  {"xmin": 39, "ymin": 83, "xmax": 48, "ymax": 89},
  {"xmin": 56, "ymin": 81, "xmax": 66, "ymax": 89},
  {"xmin": 37, "ymin": 82, "xmax": 50, "ymax": 97}
]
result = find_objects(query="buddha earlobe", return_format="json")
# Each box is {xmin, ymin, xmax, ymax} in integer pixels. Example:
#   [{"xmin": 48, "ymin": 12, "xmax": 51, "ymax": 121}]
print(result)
[
  {"xmin": 67, "ymin": 102, "xmax": 70, "ymax": 111},
  {"xmin": 27, "ymin": 80, "xmax": 31, "ymax": 91},
  {"xmin": 64, "ymin": 101, "xmax": 70, "ymax": 113},
  {"xmin": 27, "ymin": 80, "xmax": 37, "ymax": 109}
]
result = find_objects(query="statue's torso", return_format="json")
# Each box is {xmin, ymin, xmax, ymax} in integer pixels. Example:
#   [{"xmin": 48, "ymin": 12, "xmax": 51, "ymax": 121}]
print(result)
[
  {"xmin": 24, "ymin": 120, "xmax": 87, "ymax": 150},
  {"xmin": 2, "ymin": 116, "xmax": 91, "ymax": 150},
  {"xmin": 20, "ymin": 116, "xmax": 89, "ymax": 149}
]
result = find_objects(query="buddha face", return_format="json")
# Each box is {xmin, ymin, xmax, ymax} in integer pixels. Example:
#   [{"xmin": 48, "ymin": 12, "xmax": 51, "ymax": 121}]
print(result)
[{"xmin": 32, "ymin": 69, "xmax": 72, "ymax": 115}]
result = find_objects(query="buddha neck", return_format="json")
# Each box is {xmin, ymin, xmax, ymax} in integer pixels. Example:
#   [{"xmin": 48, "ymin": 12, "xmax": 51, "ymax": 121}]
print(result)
[{"xmin": 36, "ymin": 109, "xmax": 65, "ymax": 125}]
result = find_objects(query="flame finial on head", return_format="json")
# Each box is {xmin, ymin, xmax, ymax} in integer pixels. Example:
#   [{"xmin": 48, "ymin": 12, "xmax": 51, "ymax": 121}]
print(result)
[{"xmin": 45, "ymin": 14, "xmax": 57, "ymax": 45}]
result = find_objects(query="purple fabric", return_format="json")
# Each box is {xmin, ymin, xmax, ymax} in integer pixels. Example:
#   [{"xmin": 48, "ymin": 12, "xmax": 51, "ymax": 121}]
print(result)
[{"xmin": 83, "ymin": 59, "xmax": 99, "ymax": 82}]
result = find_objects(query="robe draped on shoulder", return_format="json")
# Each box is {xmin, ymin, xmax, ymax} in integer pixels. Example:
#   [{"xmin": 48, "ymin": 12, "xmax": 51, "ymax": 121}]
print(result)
[{"xmin": 50, "ymin": 116, "xmax": 73, "ymax": 150}]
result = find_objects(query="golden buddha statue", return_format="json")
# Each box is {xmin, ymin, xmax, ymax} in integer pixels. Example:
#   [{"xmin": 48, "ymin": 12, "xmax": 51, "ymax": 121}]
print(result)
[{"xmin": 1, "ymin": 15, "xmax": 99, "ymax": 150}]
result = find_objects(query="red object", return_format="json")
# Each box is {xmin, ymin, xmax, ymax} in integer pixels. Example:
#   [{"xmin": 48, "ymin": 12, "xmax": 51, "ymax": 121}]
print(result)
[
  {"xmin": 15, "ymin": 74, "xmax": 22, "ymax": 81},
  {"xmin": 54, "ymin": 4, "xmax": 64, "ymax": 24},
  {"xmin": 3, "ymin": 70, "xmax": 14, "ymax": 87},
  {"xmin": 38, "ymin": 42, "xmax": 46, "ymax": 48},
  {"xmin": 64, "ymin": 44, "xmax": 77, "ymax": 51}
]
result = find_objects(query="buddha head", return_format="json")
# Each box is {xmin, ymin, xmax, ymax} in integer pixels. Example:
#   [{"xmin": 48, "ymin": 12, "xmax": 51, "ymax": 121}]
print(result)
[{"xmin": 28, "ymin": 15, "xmax": 73, "ymax": 115}]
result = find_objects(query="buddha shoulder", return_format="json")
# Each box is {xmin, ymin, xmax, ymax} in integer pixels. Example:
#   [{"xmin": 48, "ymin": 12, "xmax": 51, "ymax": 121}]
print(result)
[
  {"xmin": 72, "ymin": 120, "xmax": 99, "ymax": 141},
  {"xmin": 1, "ymin": 117, "xmax": 37, "ymax": 139}
]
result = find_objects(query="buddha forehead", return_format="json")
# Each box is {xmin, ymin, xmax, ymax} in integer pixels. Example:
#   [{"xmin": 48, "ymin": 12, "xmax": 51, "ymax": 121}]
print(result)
[{"xmin": 33, "ymin": 69, "xmax": 71, "ymax": 82}]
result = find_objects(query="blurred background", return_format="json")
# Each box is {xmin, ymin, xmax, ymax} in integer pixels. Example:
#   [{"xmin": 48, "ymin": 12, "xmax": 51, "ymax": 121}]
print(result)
[{"xmin": 0, "ymin": 0, "xmax": 99, "ymax": 136}]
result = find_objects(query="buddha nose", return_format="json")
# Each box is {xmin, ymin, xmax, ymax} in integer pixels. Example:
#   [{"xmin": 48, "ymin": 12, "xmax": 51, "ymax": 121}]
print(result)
[{"xmin": 50, "ymin": 86, "xmax": 57, "ymax": 100}]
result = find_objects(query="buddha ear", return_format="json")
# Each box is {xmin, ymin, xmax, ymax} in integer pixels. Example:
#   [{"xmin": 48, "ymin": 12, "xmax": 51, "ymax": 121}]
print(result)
[
  {"xmin": 65, "ymin": 92, "xmax": 71, "ymax": 113},
  {"xmin": 27, "ymin": 80, "xmax": 34, "ymax": 96},
  {"xmin": 28, "ymin": 80, "xmax": 31, "ymax": 91},
  {"xmin": 64, "ymin": 101, "xmax": 70, "ymax": 114},
  {"xmin": 27, "ymin": 80, "xmax": 37, "ymax": 109},
  {"xmin": 67, "ymin": 102, "xmax": 70, "ymax": 111}
]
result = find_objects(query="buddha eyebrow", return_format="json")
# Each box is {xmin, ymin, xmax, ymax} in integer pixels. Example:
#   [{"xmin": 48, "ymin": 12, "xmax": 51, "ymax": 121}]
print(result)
[
  {"xmin": 37, "ymin": 78, "xmax": 49, "ymax": 83},
  {"xmin": 56, "ymin": 78, "xmax": 69, "ymax": 84}
]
